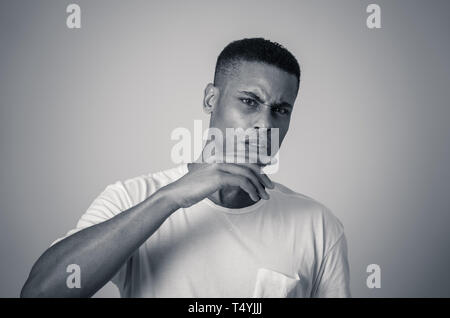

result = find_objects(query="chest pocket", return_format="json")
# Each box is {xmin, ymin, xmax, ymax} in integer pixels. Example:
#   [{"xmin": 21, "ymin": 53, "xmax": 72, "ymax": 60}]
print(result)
[{"xmin": 252, "ymin": 268, "xmax": 301, "ymax": 298}]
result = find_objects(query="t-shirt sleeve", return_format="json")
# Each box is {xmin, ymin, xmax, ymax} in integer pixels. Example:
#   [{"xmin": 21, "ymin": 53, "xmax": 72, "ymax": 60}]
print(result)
[
  {"xmin": 311, "ymin": 232, "xmax": 351, "ymax": 298},
  {"xmin": 49, "ymin": 181, "xmax": 136, "ymax": 292}
]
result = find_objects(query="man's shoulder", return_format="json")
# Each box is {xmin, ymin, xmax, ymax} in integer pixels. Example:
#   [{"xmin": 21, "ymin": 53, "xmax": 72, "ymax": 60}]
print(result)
[
  {"xmin": 125, "ymin": 163, "xmax": 187, "ymax": 186},
  {"xmin": 270, "ymin": 181, "xmax": 319, "ymax": 203},
  {"xmin": 105, "ymin": 164, "xmax": 188, "ymax": 206},
  {"xmin": 269, "ymin": 181, "xmax": 345, "ymax": 237}
]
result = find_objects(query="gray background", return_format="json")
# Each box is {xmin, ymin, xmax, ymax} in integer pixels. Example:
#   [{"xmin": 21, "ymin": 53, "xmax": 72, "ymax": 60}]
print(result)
[{"xmin": 1, "ymin": 0, "xmax": 450, "ymax": 297}]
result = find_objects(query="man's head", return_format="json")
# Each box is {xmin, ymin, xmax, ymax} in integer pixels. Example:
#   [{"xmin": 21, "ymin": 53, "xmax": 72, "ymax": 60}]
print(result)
[{"xmin": 202, "ymin": 38, "xmax": 301, "ymax": 165}]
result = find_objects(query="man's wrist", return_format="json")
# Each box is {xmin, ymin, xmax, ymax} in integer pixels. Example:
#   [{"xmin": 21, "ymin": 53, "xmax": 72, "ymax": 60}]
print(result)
[{"xmin": 152, "ymin": 185, "xmax": 182, "ymax": 212}]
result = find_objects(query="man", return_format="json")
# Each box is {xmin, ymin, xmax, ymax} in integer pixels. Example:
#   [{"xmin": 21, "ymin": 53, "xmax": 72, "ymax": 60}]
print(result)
[{"xmin": 21, "ymin": 38, "xmax": 351, "ymax": 298}]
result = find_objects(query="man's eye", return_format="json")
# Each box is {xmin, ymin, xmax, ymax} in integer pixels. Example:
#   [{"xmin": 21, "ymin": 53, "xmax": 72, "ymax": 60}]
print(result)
[
  {"xmin": 273, "ymin": 107, "xmax": 290, "ymax": 115},
  {"xmin": 241, "ymin": 98, "xmax": 257, "ymax": 107}
]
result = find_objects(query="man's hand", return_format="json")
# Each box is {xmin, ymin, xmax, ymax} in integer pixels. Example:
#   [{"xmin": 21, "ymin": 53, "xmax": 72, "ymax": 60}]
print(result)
[{"xmin": 163, "ymin": 163, "xmax": 275, "ymax": 209}]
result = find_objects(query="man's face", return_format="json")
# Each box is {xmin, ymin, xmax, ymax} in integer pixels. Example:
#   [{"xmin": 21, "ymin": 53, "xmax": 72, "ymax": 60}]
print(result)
[{"xmin": 204, "ymin": 60, "xmax": 299, "ymax": 164}]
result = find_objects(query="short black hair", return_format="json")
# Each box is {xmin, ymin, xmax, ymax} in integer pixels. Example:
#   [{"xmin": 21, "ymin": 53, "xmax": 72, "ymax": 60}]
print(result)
[{"xmin": 214, "ymin": 37, "xmax": 301, "ymax": 88}]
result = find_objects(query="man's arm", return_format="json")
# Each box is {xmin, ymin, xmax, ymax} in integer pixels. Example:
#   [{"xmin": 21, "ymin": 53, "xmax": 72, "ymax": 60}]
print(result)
[
  {"xmin": 20, "ymin": 163, "xmax": 273, "ymax": 298},
  {"xmin": 20, "ymin": 187, "xmax": 179, "ymax": 298}
]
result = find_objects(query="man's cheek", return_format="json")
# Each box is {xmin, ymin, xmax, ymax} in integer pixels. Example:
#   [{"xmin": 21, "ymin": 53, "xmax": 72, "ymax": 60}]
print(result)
[{"xmin": 228, "ymin": 111, "xmax": 248, "ymax": 127}]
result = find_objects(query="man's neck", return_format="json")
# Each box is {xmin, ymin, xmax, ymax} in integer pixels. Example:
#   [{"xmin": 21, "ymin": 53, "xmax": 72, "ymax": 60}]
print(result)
[{"xmin": 208, "ymin": 186, "xmax": 259, "ymax": 209}]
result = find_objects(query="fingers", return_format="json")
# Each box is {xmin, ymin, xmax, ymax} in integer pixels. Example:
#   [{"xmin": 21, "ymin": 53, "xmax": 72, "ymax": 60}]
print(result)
[
  {"xmin": 216, "ymin": 164, "xmax": 274, "ymax": 200},
  {"xmin": 220, "ymin": 174, "xmax": 260, "ymax": 202},
  {"xmin": 222, "ymin": 163, "xmax": 274, "ymax": 190},
  {"xmin": 232, "ymin": 166, "xmax": 269, "ymax": 200},
  {"xmin": 239, "ymin": 163, "xmax": 274, "ymax": 190}
]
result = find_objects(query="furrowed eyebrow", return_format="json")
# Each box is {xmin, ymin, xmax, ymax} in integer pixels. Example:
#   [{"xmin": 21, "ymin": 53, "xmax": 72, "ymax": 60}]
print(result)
[
  {"xmin": 239, "ymin": 91, "xmax": 265, "ymax": 104},
  {"xmin": 239, "ymin": 90, "xmax": 292, "ymax": 109},
  {"xmin": 273, "ymin": 101, "xmax": 293, "ymax": 109}
]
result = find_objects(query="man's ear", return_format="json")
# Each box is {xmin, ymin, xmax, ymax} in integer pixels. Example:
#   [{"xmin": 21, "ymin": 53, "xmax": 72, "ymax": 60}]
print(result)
[{"xmin": 203, "ymin": 83, "xmax": 219, "ymax": 114}]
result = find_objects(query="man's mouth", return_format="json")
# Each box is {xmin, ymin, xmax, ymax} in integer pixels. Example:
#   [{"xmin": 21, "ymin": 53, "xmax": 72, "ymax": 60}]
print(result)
[{"xmin": 245, "ymin": 139, "xmax": 270, "ymax": 152}]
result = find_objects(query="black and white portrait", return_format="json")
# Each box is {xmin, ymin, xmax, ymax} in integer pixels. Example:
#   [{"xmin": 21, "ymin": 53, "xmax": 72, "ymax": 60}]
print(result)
[{"xmin": 0, "ymin": 0, "xmax": 449, "ymax": 300}]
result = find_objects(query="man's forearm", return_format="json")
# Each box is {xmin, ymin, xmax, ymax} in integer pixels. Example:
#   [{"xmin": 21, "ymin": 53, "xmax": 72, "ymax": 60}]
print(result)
[{"xmin": 20, "ymin": 187, "xmax": 179, "ymax": 298}]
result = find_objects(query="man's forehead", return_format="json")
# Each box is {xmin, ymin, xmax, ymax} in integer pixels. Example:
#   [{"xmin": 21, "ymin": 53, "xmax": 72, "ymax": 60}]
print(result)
[{"xmin": 228, "ymin": 64, "xmax": 298, "ymax": 103}]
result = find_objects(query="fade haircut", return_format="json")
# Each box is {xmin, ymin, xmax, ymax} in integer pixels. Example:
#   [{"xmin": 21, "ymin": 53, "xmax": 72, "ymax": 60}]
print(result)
[{"xmin": 213, "ymin": 38, "xmax": 301, "ymax": 89}]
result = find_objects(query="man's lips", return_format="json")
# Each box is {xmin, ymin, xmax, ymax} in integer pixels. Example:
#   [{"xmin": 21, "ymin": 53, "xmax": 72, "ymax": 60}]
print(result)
[{"xmin": 245, "ymin": 139, "xmax": 270, "ymax": 150}]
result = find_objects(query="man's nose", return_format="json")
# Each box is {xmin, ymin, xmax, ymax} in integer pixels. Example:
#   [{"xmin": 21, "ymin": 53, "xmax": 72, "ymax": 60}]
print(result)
[{"xmin": 253, "ymin": 106, "xmax": 274, "ymax": 129}]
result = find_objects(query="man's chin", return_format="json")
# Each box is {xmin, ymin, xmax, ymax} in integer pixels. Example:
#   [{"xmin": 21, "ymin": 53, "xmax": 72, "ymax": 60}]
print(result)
[
  {"xmin": 238, "ymin": 155, "xmax": 275, "ymax": 167},
  {"xmin": 200, "ymin": 151, "xmax": 277, "ymax": 166}
]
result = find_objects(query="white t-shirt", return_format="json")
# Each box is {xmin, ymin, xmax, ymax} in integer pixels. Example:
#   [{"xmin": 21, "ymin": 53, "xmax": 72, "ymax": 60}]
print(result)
[{"xmin": 51, "ymin": 163, "xmax": 351, "ymax": 298}]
